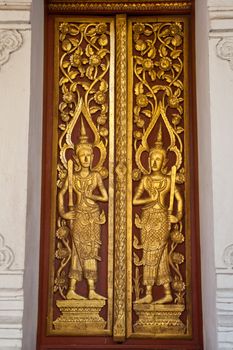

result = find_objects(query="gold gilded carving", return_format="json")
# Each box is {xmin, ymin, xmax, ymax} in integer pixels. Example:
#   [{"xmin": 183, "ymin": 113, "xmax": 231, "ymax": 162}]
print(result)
[
  {"xmin": 113, "ymin": 14, "xmax": 127, "ymax": 342},
  {"xmin": 133, "ymin": 304, "xmax": 185, "ymax": 335},
  {"xmin": 54, "ymin": 300, "xmax": 106, "ymax": 333},
  {"xmin": 128, "ymin": 18, "xmax": 188, "ymax": 337},
  {"xmin": 48, "ymin": 2, "xmax": 192, "ymax": 13},
  {"xmin": 58, "ymin": 114, "xmax": 108, "ymax": 301},
  {"xmin": 50, "ymin": 18, "xmax": 114, "ymax": 335},
  {"xmin": 48, "ymin": 13, "xmax": 192, "ymax": 339},
  {"xmin": 133, "ymin": 126, "xmax": 183, "ymax": 305}
]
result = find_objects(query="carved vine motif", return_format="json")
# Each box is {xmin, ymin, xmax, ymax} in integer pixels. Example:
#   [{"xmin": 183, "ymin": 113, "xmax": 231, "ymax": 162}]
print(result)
[
  {"xmin": 113, "ymin": 15, "xmax": 127, "ymax": 341},
  {"xmin": 54, "ymin": 21, "xmax": 110, "ymax": 300},
  {"xmin": 0, "ymin": 30, "xmax": 23, "ymax": 68},
  {"xmin": 132, "ymin": 21, "xmax": 186, "ymax": 307}
]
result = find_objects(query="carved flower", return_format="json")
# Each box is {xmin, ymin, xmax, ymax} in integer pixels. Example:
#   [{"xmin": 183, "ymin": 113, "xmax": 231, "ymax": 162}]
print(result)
[
  {"xmin": 135, "ymin": 39, "xmax": 147, "ymax": 51},
  {"xmin": 172, "ymin": 278, "xmax": 185, "ymax": 292},
  {"xmin": 70, "ymin": 48, "xmax": 82, "ymax": 67},
  {"xmin": 54, "ymin": 275, "xmax": 66, "ymax": 287},
  {"xmin": 172, "ymin": 35, "xmax": 182, "ymax": 47},
  {"xmin": 69, "ymin": 48, "xmax": 87, "ymax": 77},
  {"xmin": 136, "ymin": 94, "xmax": 149, "ymax": 108},
  {"xmin": 94, "ymin": 91, "xmax": 106, "ymax": 105},
  {"xmin": 135, "ymin": 57, "xmax": 156, "ymax": 80},
  {"xmin": 57, "ymin": 165, "xmax": 67, "ymax": 188},
  {"xmin": 171, "ymin": 228, "xmax": 184, "ymax": 244},
  {"xmin": 62, "ymin": 39, "xmax": 72, "ymax": 52},
  {"xmin": 169, "ymin": 23, "xmax": 182, "ymax": 36},
  {"xmin": 159, "ymin": 57, "xmax": 172, "ymax": 71},
  {"xmin": 55, "ymin": 247, "xmax": 69, "ymax": 259},
  {"xmin": 133, "ymin": 23, "xmax": 145, "ymax": 34},
  {"xmin": 63, "ymin": 92, "xmax": 75, "ymax": 104},
  {"xmin": 142, "ymin": 58, "xmax": 154, "ymax": 71},
  {"xmin": 168, "ymin": 96, "xmax": 182, "ymax": 109},
  {"xmin": 172, "ymin": 114, "xmax": 182, "ymax": 126},
  {"xmin": 136, "ymin": 118, "xmax": 145, "ymax": 128},
  {"xmin": 61, "ymin": 112, "xmax": 70, "ymax": 122},
  {"xmin": 99, "ymin": 167, "xmax": 109, "ymax": 179},
  {"xmin": 98, "ymin": 34, "xmax": 108, "ymax": 47},
  {"xmin": 89, "ymin": 54, "xmax": 101, "ymax": 67},
  {"xmin": 172, "ymin": 252, "xmax": 184, "ymax": 265},
  {"xmin": 176, "ymin": 168, "xmax": 185, "ymax": 184},
  {"xmin": 97, "ymin": 115, "xmax": 107, "ymax": 125},
  {"xmin": 56, "ymin": 226, "xmax": 69, "ymax": 240},
  {"xmin": 134, "ymin": 130, "xmax": 143, "ymax": 140},
  {"xmin": 96, "ymin": 23, "xmax": 107, "ymax": 34},
  {"xmin": 86, "ymin": 50, "xmax": 108, "ymax": 80},
  {"xmin": 132, "ymin": 168, "xmax": 142, "ymax": 181},
  {"xmin": 59, "ymin": 23, "xmax": 69, "ymax": 34},
  {"xmin": 100, "ymin": 127, "xmax": 108, "ymax": 137}
]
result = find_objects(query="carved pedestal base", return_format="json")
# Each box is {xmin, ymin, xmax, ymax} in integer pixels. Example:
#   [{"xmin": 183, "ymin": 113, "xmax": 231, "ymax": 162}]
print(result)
[
  {"xmin": 133, "ymin": 303, "xmax": 186, "ymax": 336},
  {"xmin": 53, "ymin": 299, "xmax": 106, "ymax": 334}
]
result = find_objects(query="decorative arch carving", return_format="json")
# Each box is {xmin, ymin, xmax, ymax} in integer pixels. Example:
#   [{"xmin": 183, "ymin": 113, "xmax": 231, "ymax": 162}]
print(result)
[{"xmin": 0, "ymin": 30, "xmax": 23, "ymax": 69}]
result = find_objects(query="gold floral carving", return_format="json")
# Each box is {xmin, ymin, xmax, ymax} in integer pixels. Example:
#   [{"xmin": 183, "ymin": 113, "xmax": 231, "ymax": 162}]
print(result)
[
  {"xmin": 47, "ymin": 12, "xmax": 192, "ymax": 340},
  {"xmin": 113, "ymin": 14, "xmax": 127, "ymax": 342},
  {"xmin": 128, "ymin": 18, "xmax": 189, "ymax": 337},
  {"xmin": 49, "ymin": 18, "xmax": 114, "ymax": 335}
]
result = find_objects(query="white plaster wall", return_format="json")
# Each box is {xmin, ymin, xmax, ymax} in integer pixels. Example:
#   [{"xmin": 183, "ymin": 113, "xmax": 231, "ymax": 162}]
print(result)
[
  {"xmin": 207, "ymin": 0, "xmax": 233, "ymax": 349},
  {"xmin": 0, "ymin": 1, "xmax": 32, "ymax": 348},
  {"xmin": 209, "ymin": 37, "xmax": 233, "ymax": 268},
  {"xmin": 22, "ymin": 0, "xmax": 44, "ymax": 348},
  {"xmin": 196, "ymin": 1, "xmax": 217, "ymax": 349},
  {"xmin": 0, "ymin": 31, "xmax": 31, "ymax": 269}
]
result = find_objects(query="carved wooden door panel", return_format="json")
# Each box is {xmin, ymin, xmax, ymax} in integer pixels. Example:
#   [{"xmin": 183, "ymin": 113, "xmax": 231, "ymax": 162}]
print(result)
[{"xmin": 38, "ymin": 1, "xmax": 203, "ymax": 349}]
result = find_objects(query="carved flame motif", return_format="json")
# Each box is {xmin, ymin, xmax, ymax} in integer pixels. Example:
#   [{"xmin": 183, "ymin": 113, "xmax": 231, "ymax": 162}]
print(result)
[{"xmin": 132, "ymin": 21, "xmax": 184, "ymax": 175}]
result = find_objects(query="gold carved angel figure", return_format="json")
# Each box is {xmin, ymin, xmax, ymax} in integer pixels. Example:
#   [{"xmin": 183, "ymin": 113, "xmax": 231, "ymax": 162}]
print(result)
[
  {"xmin": 58, "ymin": 119, "xmax": 108, "ymax": 301},
  {"xmin": 133, "ymin": 125, "xmax": 183, "ymax": 304}
]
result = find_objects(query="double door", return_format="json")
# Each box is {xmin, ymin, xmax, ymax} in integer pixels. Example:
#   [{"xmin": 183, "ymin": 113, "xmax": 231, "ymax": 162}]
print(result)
[{"xmin": 38, "ymin": 3, "xmax": 202, "ymax": 349}]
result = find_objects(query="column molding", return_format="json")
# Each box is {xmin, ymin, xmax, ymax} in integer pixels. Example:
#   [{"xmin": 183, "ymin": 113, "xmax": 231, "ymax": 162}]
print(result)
[
  {"xmin": 208, "ymin": 1, "xmax": 233, "ymax": 349},
  {"xmin": 0, "ymin": 1, "xmax": 32, "ymax": 349}
]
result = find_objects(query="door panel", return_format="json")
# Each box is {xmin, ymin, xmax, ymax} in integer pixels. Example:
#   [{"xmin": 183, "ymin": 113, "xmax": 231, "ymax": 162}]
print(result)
[
  {"xmin": 47, "ymin": 16, "xmax": 115, "ymax": 337},
  {"xmin": 127, "ymin": 16, "xmax": 191, "ymax": 339},
  {"xmin": 38, "ymin": 1, "xmax": 202, "ymax": 348}
]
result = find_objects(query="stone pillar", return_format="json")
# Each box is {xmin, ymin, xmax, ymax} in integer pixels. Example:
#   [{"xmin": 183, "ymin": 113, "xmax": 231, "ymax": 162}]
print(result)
[
  {"xmin": 196, "ymin": 1, "xmax": 217, "ymax": 349},
  {"xmin": 208, "ymin": 1, "xmax": 233, "ymax": 349},
  {"xmin": 0, "ymin": 1, "xmax": 32, "ymax": 349}
]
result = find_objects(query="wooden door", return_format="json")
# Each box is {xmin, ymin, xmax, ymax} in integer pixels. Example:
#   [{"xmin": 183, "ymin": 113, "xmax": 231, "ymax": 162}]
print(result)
[{"xmin": 38, "ymin": 1, "xmax": 203, "ymax": 349}]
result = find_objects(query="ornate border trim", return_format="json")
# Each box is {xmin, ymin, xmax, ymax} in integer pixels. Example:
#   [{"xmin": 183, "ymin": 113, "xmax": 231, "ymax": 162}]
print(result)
[
  {"xmin": 113, "ymin": 14, "xmax": 127, "ymax": 342},
  {"xmin": 0, "ymin": 30, "xmax": 23, "ymax": 69},
  {"xmin": 48, "ymin": 2, "xmax": 192, "ymax": 13}
]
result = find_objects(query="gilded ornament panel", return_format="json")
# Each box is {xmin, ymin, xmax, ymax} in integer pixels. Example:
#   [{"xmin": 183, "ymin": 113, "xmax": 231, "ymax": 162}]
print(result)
[
  {"xmin": 48, "ymin": 0, "xmax": 192, "ymax": 13},
  {"xmin": 127, "ymin": 17, "xmax": 191, "ymax": 338},
  {"xmin": 45, "ymin": 12, "xmax": 195, "ymax": 341},
  {"xmin": 47, "ymin": 17, "xmax": 115, "ymax": 335}
]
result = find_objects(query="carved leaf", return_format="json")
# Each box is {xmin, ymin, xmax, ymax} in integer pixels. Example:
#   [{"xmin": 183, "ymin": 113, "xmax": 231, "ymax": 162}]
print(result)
[
  {"xmin": 134, "ymin": 82, "xmax": 144, "ymax": 95},
  {"xmin": 62, "ymin": 39, "xmax": 72, "ymax": 52},
  {"xmin": 171, "ymin": 50, "xmax": 182, "ymax": 59},
  {"xmin": 142, "ymin": 109, "xmax": 152, "ymax": 118}
]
